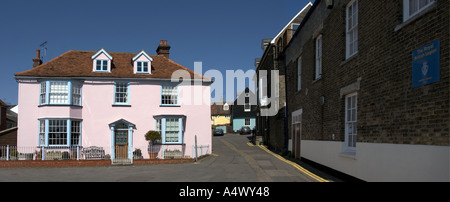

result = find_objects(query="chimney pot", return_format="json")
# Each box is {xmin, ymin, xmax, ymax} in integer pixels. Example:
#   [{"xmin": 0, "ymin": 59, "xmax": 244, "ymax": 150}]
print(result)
[{"xmin": 156, "ymin": 40, "xmax": 171, "ymax": 59}]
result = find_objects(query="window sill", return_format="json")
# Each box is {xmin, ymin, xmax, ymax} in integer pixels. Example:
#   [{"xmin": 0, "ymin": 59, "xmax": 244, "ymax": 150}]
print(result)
[
  {"xmin": 112, "ymin": 104, "xmax": 131, "ymax": 107},
  {"xmin": 160, "ymin": 105, "xmax": 181, "ymax": 107},
  {"xmin": 312, "ymin": 76, "xmax": 322, "ymax": 84},
  {"xmin": 39, "ymin": 104, "xmax": 83, "ymax": 108},
  {"xmin": 161, "ymin": 143, "xmax": 186, "ymax": 146},
  {"xmin": 339, "ymin": 150, "xmax": 357, "ymax": 159},
  {"xmin": 93, "ymin": 71, "xmax": 111, "ymax": 73},
  {"xmin": 395, "ymin": 2, "xmax": 437, "ymax": 32},
  {"xmin": 39, "ymin": 145, "xmax": 82, "ymax": 148},
  {"xmin": 341, "ymin": 53, "xmax": 358, "ymax": 66}
]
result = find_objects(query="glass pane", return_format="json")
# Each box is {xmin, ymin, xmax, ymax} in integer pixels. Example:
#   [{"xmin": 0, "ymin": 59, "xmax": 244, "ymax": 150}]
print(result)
[
  {"xmin": 352, "ymin": 96, "xmax": 356, "ymax": 108},
  {"xmin": 137, "ymin": 62, "xmax": 142, "ymax": 72},
  {"xmin": 96, "ymin": 60, "xmax": 102, "ymax": 70},
  {"xmin": 349, "ymin": 135, "xmax": 353, "ymax": 147},
  {"xmin": 419, "ymin": 0, "xmax": 428, "ymax": 8},
  {"xmin": 348, "ymin": 124, "xmax": 353, "ymax": 135},
  {"xmin": 351, "ymin": 109, "xmax": 356, "ymax": 121},
  {"xmin": 102, "ymin": 60, "xmax": 108, "ymax": 71}
]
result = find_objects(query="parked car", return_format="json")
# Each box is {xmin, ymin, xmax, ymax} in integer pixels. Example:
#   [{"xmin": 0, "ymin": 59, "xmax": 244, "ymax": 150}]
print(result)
[
  {"xmin": 213, "ymin": 128, "xmax": 224, "ymax": 136},
  {"xmin": 239, "ymin": 126, "xmax": 252, "ymax": 135}
]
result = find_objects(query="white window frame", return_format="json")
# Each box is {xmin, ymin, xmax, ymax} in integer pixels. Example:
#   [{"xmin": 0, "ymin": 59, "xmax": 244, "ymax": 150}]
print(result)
[
  {"xmin": 223, "ymin": 103, "xmax": 229, "ymax": 111},
  {"xmin": 40, "ymin": 81, "xmax": 82, "ymax": 106},
  {"xmin": 136, "ymin": 61, "xmax": 149, "ymax": 74},
  {"xmin": 155, "ymin": 116, "xmax": 183, "ymax": 145},
  {"xmin": 259, "ymin": 75, "xmax": 268, "ymax": 107},
  {"xmin": 403, "ymin": 0, "xmax": 436, "ymax": 22},
  {"xmin": 244, "ymin": 96, "xmax": 251, "ymax": 112},
  {"xmin": 346, "ymin": 0, "xmax": 358, "ymax": 59},
  {"xmin": 95, "ymin": 59, "xmax": 109, "ymax": 72},
  {"xmin": 315, "ymin": 35, "xmax": 323, "ymax": 80},
  {"xmin": 161, "ymin": 85, "xmax": 179, "ymax": 106},
  {"xmin": 38, "ymin": 119, "xmax": 82, "ymax": 147},
  {"xmin": 49, "ymin": 81, "xmax": 69, "ymax": 104},
  {"xmin": 297, "ymin": 56, "xmax": 302, "ymax": 91},
  {"xmin": 344, "ymin": 93, "xmax": 358, "ymax": 152},
  {"xmin": 114, "ymin": 82, "xmax": 129, "ymax": 105},
  {"xmin": 72, "ymin": 83, "xmax": 82, "ymax": 106},
  {"xmin": 40, "ymin": 82, "xmax": 47, "ymax": 104},
  {"xmin": 244, "ymin": 118, "xmax": 251, "ymax": 126}
]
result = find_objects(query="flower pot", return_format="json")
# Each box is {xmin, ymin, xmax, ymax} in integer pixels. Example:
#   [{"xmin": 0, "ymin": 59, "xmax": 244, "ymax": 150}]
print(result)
[{"xmin": 148, "ymin": 152, "xmax": 158, "ymax": 159}]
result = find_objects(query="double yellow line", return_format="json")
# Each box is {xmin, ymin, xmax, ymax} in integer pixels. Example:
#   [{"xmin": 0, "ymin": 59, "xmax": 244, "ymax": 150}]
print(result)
[{"xmin": 249, "ymin": 143, "xmax": 329, "ymax": 182}]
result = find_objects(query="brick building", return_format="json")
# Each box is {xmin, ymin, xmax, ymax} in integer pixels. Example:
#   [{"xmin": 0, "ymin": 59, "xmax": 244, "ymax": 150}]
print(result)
[
  {"xmin": 284, "ymin": 0, "xmax": 449, "ymax": 181},
  {"xmin": 0, "ymin": 99, "xmax": 18, "ymax": 147},
  {"xmin": 255, "ymin": 3, "xmax": 311, "ymax": 152}
]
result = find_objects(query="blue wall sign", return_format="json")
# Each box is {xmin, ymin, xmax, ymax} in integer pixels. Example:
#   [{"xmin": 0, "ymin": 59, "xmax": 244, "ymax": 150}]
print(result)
[{"xmin": 412, "ymin": 40, "xmax": 440, "ymax": 88}]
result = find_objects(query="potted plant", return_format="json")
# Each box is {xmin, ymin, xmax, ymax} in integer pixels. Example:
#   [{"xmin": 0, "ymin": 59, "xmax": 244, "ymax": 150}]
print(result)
[
  {"xmin": 145, "ymin": 130, "xmax": 161, "ymax": 159},
  {"xmin": 10, "ymin": 150, "xmax": 19, "ymax": 160}
]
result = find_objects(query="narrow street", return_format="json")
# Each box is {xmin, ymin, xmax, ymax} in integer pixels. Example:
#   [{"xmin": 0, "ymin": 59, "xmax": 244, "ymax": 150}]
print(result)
[{"xmin": 0, "ymin": 133, "xmax": 337, "ymax": 182}]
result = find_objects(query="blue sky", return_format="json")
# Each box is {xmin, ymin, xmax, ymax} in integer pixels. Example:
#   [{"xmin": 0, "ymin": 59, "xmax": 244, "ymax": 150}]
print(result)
[{"xmin": 0, "ymin": 0, "xmax": 312, "ymax": 105}]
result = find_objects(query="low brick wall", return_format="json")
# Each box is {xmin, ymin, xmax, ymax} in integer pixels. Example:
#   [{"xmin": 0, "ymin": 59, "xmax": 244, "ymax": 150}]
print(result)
[
  {"xmin": 0, "ymin": 160, "xmax": 111, "ymax": 168},
  {"xmin": 133, "ymin": 158, "xmax": 194, "ymax": 166},
  {"xmin": 0, "ymin": 158, "xmax": 200, "ymax": 168}
]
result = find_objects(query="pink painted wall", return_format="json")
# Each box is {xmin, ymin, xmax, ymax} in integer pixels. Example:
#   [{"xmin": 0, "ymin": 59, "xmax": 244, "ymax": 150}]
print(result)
[
  {"xmin": 17, "ymin": 79, "xmax": 211, "ymax": 158},
  {"xmin": 17, "ymin": 81, "xmax": 40, "ymax": 147}
]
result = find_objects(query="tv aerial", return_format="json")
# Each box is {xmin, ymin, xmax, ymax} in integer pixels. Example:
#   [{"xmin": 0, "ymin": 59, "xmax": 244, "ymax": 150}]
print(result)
[{"xmin": 39, "ymin": 41, "xmax": 48, "ymax": 61}]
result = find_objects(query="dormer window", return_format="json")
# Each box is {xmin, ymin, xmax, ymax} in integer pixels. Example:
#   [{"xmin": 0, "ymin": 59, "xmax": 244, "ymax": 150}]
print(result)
[
  {"xmin": 91, "ymin": 48, "xmax": 113, "ymax": 73},
  {"xmin": 96, "ymin": 60, "xmax": 109, "ymax": 72},
  {"xmin": 133, "ymin": 50, "xmax": 153, "ymax": 74},
  {"xmin": 136, "ymin": 61, "xmax": 149, "ymax": 73}
]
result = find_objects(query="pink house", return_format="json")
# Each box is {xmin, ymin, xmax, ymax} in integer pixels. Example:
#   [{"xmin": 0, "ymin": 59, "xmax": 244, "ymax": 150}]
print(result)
[{"xmin": 14, "ymin": 41, "xmax": 212, "ymax": 163}]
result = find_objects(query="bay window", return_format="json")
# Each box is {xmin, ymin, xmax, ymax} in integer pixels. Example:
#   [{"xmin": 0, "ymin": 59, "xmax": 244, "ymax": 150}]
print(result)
[
  {"xmin": 39, "ymin": 81, "xmax": 82, "ymax": 106},
  {"xmin": 155, "ymin": 116, "xmax": 184, "ymax": 144},
  {"xmin": 38, "ymin": 119, "xmax": 82, "ymax": 147}
]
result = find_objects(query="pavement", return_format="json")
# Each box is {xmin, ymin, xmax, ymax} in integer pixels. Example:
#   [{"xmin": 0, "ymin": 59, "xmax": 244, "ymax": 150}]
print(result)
[{"xmin": 0, "ymin": 133, "xmax": 340, "ymax": 182}]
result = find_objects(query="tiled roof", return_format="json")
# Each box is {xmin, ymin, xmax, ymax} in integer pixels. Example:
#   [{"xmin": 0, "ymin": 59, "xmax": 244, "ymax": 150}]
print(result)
[
  {"xmin": 15, "ymin": 50, "xmax": 209, "ymax": 80},
  {"xmin": 211, "ymin": 103, "xmax": 231, "ymax": 116}
]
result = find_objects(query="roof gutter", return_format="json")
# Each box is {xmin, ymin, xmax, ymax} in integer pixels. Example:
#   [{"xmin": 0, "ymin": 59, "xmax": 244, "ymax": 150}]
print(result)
[{"xmin": 14, "ymin": 76, "xmax": 214, "ymax": 83}]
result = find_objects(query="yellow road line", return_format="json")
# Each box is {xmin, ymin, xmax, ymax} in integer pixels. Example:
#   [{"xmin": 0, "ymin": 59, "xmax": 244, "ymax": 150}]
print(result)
[
  {"xmin": 246, "ymin": 142, "xmax": 255, "ymax": 147},
  {"xmin": 256, "ymin": 145, "xmax": 329, "ymax": 182}
]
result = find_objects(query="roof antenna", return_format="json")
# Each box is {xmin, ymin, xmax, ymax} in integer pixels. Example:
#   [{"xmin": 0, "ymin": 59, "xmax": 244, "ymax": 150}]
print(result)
[{"xmin": 39, "ymin": 41, "xmax": 48, "ymax": 61}]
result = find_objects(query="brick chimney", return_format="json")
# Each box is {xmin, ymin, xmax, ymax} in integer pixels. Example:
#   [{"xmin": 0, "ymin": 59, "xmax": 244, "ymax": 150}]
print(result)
[
  {"xmin": 33, "ymin": 49, "xmax": 42, "ymax": 68},
  {"xmin": 156, "ymin": 40, "xmax": 171, "ymax": 59}
]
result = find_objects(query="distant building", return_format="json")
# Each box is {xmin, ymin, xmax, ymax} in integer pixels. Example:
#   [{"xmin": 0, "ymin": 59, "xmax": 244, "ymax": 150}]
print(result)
[
  {"xmin": 211, "ymin": 100, "xmax": 232, "ymax": 133},
  {"xmin": 232, "ymin": 88, "xmax": 257, "ymax": 132}
]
